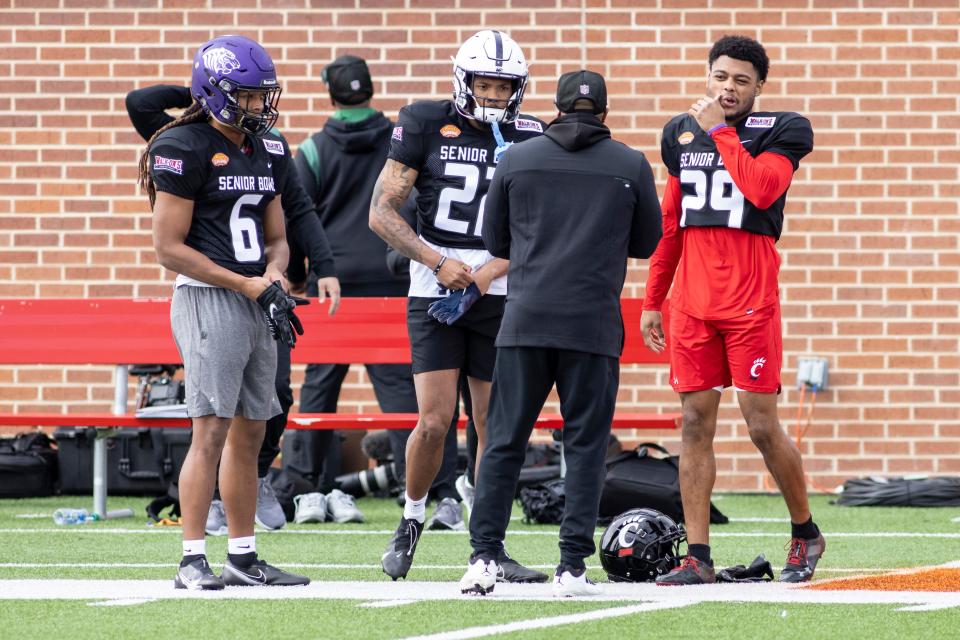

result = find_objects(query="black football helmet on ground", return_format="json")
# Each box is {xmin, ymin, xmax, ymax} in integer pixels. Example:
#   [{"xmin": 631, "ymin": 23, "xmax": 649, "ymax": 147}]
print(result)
[{"xmin": 599, "ymin": 508, "xmax": 686, "ymax": 582}]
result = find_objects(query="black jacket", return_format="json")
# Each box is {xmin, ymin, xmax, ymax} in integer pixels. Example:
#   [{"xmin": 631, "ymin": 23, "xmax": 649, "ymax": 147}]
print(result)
[
  {"xmin": 482, "ymin": 112, "xmax": 662, "ymax": 358},
  {"xmin": 125, "ymin": 85, "xmax": 335, "ymax": 283},
  {"xmin": 292, "ymin": 113, "xmax": 407, "ymax": 294}
]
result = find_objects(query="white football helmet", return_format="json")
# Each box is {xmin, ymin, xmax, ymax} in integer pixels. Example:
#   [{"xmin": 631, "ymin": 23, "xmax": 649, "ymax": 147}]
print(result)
[{"xmin": 452, "ymin": 30, "xmax": 528, "ymax": 124}]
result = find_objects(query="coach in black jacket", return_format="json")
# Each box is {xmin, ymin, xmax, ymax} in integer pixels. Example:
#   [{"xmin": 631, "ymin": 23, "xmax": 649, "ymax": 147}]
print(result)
[{"xmin": 463, "ymin": 70, "xmax": 662, "ymax": 595}]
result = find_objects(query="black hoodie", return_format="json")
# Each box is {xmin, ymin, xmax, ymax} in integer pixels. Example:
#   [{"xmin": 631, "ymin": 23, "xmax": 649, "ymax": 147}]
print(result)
[
  {"xmin": 482, "ymin": 112, "xmax": 663, "ymax": 358},
  {"xmin": 291, "ymin": 113, "xmax": 407, "ymax": 294}
]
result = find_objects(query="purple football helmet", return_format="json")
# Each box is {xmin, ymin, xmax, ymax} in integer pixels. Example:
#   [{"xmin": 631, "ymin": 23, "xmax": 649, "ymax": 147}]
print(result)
[{"xmin": 191, "ymin": 35, "xmax": 282, "ymax": 137}]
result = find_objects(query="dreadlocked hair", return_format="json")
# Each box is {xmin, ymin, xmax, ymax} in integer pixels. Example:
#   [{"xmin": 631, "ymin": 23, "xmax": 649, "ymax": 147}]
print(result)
[{"xmin": 138, "ymin": 101, "xmax": 207, "ymax": 208}]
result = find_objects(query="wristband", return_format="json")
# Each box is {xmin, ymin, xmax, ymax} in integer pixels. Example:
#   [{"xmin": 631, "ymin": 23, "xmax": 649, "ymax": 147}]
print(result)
[
  {"xmin": 707, "ymin": 123, "xmax": 727, "ymax": 136},
  {"xmin": 432, "ymin": 255, "xmax": 447, "ymax": 275}
]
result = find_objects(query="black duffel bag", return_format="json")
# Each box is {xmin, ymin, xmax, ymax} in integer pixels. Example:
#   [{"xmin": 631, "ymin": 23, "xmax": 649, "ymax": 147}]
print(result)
[
  {"xmin": 0, "ymin": 432, "xmax": 58, "ymax": 498},
  {"xmin": 598, "ymin": 443, "xmax": 728, "ymax": 525}
]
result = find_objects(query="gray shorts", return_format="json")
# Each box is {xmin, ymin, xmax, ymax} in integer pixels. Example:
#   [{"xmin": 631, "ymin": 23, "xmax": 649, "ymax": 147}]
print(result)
[{"xmin": 170, "ymin": 285, "xmax": 281, "ymax": 421}]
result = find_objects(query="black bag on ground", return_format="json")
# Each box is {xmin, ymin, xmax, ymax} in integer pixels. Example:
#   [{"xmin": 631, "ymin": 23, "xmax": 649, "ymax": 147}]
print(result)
[
  {"xmin": 0, "ymin": 432, "xmax": 58, "ymax": 498},
  {"xmin": 54, "ymin": 427, "xmax": 190, "ymax": 495},
  {"xmin": 518, "ymin": 478, "xmax": 566, "ymax": 524},
  {"xmin": 836, "ymin": 476, "xmax": 960, "ymax": 507},
  {"xmin": 598, "ymin": 443, "xmax": 728, "ymax": 525}
]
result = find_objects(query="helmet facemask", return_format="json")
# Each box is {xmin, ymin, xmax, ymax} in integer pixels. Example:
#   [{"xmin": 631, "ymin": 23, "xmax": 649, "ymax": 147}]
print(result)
[
  {"xmin": 453, "ymin": 68, "xmax": 527, "ymax": 124},
  {"xmin": 452, "ymin": 30, "xmax": 529, "ymax": 124}
]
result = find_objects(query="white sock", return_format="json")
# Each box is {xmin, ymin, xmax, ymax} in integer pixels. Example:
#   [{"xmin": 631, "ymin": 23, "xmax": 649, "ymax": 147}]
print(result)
[
  {"xmin": 182, "ymin": 539, "xmax": 205, "ymax": 557},
  {"xmin": 403, "ymin": 493, "xmax": 427, "ymax": 523},
  {"xmin": 228, "ymin": 536, "xmax": 256, "ymax": 556}
]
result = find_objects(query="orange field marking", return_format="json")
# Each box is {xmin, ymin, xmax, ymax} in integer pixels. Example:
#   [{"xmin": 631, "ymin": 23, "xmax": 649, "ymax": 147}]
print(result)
[{"xmin": 810, "ymin": 568, "xmax": 960, "ymax": 593}]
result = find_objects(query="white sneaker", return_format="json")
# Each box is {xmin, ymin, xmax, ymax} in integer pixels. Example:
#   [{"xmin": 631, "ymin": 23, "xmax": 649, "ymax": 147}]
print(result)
[
  {"xmin": 326, "ymin": 489, "xmax": 365, "ymax": 523},
  {"xmin": 455, "ymin": 473, "xmax": 475, "ymax": 520},
  {"xmin": 293, "ymin": 492, "xmax": 327, "ymax": 524},
  {"xmin": 459, "ymin": 557, "xmax": 499, "ymax": 595},
  {"xmin": 553, "ymin": 567, "xmax": 602, "ymax": 597},
  {"xmin": 205, "ymin": 499, "xmax": 228, "ymax": 536}
]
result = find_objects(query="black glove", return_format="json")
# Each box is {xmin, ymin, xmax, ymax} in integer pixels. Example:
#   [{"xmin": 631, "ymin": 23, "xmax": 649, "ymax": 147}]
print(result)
[
  {"xmin": 427, "ymin": 283, "xmax": 482, "ymax": 325},
  {"xmin": 256, "ymin": 281, "xmax": 309, "ymax": 348},
  {"xmin": 716, "ymin": 554, "xmax": 774, "ymax": 583}
]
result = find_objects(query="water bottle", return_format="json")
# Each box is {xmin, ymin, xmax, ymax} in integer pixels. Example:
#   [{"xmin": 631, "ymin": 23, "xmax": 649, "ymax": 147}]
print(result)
[{"xmin": 53, "ymin": 508, "xmax": 97, "ymax": 525}]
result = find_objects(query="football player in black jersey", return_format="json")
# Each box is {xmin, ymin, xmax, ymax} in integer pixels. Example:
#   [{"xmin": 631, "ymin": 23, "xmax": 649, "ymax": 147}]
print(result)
[
  {"xmin": 641, "ymin": 35, "xmax": 824, "ymax": 585},
  {"xmin": 370, "ymin": 30, "xmax": 547, "ymax": 583},
  {"xmin": 139, "ymin": 35, "xmax": 309, "ymax": 590}
]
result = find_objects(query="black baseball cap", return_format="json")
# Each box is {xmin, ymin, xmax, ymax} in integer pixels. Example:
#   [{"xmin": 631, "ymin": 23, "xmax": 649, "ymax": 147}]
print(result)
[
  {"xmin": 322, "ymin": 55, "xmax": 374, "ymax": 105},
  {"xmin": 554, "ymin": 69, "xmax": 607, "ymax": 114}
]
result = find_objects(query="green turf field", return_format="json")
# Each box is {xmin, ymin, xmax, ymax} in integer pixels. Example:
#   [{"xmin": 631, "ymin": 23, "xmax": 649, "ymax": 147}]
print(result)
[{"xmin": 1, "ymin": 493, "xmax": 958, "ymax": 639}]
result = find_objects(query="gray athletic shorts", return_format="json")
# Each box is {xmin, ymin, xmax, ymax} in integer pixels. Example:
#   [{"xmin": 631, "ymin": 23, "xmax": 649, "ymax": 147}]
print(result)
[{"xmin": 170, "ymin": 285, "xmax": 281, "ymax": 421}]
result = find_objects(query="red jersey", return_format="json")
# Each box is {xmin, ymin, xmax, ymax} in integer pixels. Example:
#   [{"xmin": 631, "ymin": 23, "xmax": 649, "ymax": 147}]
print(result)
[{"xmin": 644, "ymin": 113, "xmax": 813, "ymax": 320}]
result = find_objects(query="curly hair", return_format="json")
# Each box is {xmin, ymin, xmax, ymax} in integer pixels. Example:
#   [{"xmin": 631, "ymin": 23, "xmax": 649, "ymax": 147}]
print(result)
[
  {"xmin": 137, "ymin": 102, "xmax": 207, "ymax": 208},
  {"xmin": 708, "ymin": 35, "xmax": 769, "ymax": 83}
]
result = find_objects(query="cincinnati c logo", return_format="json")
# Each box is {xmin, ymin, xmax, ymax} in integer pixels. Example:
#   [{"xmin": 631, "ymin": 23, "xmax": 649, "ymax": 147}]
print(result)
[
  {"xmin": 750, "ymin": 357, "xmax": 766, "ymax": 379},
  {"xmin": 617, "ymin": 522, "xmax": 640, "ymax": 549},
  {"xmin": 203, "ymin": 47, "xmax": 242, "ymax": 76}
]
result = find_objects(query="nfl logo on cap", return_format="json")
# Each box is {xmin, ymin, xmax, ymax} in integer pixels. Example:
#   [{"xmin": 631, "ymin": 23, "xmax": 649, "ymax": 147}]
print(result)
[
  {"xmin": 350, "ymin": 80, "xmax": 360, "ymax": 90},
  {"xmin": 580, "ymin": 84, "xmax": 590, "ymax": 95}
]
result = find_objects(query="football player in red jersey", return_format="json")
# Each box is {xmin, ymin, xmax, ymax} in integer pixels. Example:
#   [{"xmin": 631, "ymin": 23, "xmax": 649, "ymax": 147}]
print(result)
[{"xmin": 641, "ymin": 35, "xmax": 825, "ymax": 585}]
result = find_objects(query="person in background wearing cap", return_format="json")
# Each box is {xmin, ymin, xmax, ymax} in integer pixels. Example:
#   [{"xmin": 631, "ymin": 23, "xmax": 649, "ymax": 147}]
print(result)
[
  {"xmin": 458, "ymin": 70, "xmax": 662, "ymax": 598},
  {"xmin": 285, "ymin": 55, "xmax": 462, "ymax": 527}
]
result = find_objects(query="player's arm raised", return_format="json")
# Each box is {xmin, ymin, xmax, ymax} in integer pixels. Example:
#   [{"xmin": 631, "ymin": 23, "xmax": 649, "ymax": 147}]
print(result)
[{"xmin": 369, "ymin": 158, "xmax": 474, "ymax": 290}]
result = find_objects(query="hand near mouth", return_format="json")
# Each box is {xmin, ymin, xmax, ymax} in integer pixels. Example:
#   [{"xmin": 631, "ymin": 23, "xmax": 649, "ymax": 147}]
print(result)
[{"xmin": 688, "ymin": 94, "xmax": 727, "ymax": 132}]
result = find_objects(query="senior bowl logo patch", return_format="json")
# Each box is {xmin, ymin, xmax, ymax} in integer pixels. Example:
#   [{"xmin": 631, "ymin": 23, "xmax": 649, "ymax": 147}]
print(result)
[
  {"xmin": 153, "ymin": 155, "xmax": 183, "ymax": 175},
  {"xmin": 263, "ymin": 139, "xmax": 285, "ymax": 155},
  {"xmin": 678, "ymin": 131, "xmax": 695, "ymax": 145},
  {"xmin": 440, "ymin": 124, "xmax": 461, "ymax": 138},
  {"xmin": 211, "ymin": 153, "xmax": 229, "ymax": 167}
]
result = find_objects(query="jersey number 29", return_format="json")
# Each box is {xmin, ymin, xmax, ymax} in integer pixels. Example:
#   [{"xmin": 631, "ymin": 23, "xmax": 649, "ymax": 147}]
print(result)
[{"xmin": 680, "ymin": 169, "xmax": 745, "ymax": 228}]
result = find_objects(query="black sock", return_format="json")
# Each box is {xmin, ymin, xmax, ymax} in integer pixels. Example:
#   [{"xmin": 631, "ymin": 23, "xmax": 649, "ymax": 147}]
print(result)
[
  {"xmin": 792, "ymin": 517, "xmax": 819, "ymax": 540},
  {"xmin": 688, "ymin": 544, "xmax": 712, "ymax": 565},
  {"xmin": 228, "ymin": 552, "xmax": 257, "ymax": 569},
  {"xmin": 558, "ymin": 562, "xmax": 586, "ymax": 577},
  {"xmin": 180, "ymin": 554, "xmax": 204, "ymax": 568}
]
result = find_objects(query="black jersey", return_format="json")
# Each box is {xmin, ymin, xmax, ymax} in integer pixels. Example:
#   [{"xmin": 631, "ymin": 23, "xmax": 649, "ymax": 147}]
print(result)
[
  {"xmin": 661, "ymin": 111, "xmax": 813, "ymax": 240},
  {"xmin": 149, "ymin": 122, "xmax": 286, "ymax": 277},
  {"xmin": 387, "ymin": 100, "xmax": 546, "ymax": 250}
]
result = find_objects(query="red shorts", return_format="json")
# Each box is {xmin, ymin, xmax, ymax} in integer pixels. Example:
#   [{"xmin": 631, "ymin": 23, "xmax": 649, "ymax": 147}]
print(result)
[{"xmin": 668, "ymin": 302, "xmax": 782, "ymax": 394}]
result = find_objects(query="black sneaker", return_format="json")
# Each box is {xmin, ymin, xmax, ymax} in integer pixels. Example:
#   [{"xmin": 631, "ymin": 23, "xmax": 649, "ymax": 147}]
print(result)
[
  {"xmin": 381, "ymin": 517, "xmax": 424, "ymax": 581},
  {"xmin": 655, "ymin": 555, "xmax": 716, "ymax": 586},
  {"xmin": 221, "ymin": 558, "xmax": 310, "ymax": 586},
  {"xmin": 779, "ymin": 534, "xmax": 826, "ymax": 583},
  {"xmin": 497, "ymin": 549, "xmax": 548, "ymax": 583},
  {"xmin": 174, "ymin": 557, "xmax": 224, "ymax": 591}
]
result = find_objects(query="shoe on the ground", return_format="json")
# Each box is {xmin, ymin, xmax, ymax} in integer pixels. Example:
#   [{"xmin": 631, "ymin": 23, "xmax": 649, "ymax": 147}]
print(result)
[
  {"xmin": 174, "ymin": 557, "xmax": 224, "ymax": 591},
  {"xmin": 427, "ymin": 497, "xmax": 465, "ymax": 531},
  {"xmin": 455, "ymin": 473, "xmax": 475, "ymax": 519},
  {"xmin": 326, "ymin": 489, "xmax": 365, "ymax": 523},
  {"xmin": 221, "ymin": 557, "xmax": 310, "ymax": 586},
  {"xmin": 205, "ymin": 499, "xmax": 228, "ymax": 537},
  {"xmin": 254, "ymin": 477, "xmax": 286, "ymax": 531},
  {"xmin": 552, "ymin": 565, "xmax": 602, "ymax": 597},
  {"xmin": 459, "ymin": 556, "xmax": 499, "ymax": 595},
  {"xmin": 381, "ymin": 517, "xmax": 425, "ymax": 581},
  {"xmin": 779, "ymin": 533, "xmax": 826, "ymax": 583},
  {"xmin": 656, "ymin": 555, "xmax": 717, "ymax": 586},
  {"xmin": 497, "ymin": 549, "xmax": 549, "ymax": 583},
  {"xmin": 293, "ymin": 492, "xmax": 327, "ymax": 524}
]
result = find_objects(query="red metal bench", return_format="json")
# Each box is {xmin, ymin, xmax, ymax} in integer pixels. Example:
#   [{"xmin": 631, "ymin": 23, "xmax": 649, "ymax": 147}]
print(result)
[{"xmin": 0, "ymin": 297, "xmax": 678, "ymax": 515}]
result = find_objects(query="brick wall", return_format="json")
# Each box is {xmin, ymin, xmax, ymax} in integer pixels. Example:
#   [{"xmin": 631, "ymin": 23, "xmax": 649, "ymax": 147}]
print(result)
[{"xmin": 1, "ymin": 1, "xmax": 957, "ymax": 491}]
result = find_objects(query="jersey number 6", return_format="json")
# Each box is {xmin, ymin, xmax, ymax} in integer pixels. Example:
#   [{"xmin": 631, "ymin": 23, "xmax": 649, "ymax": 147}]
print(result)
[{"xmin": 230, "ymin": 194, "xmax": 263, "ymax": 262}]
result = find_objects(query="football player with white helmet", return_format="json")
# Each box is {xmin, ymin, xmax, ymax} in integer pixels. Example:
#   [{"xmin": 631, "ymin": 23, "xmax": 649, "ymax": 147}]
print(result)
[{"xmin": 369, "ymin": 30, "xmax": 547, "ymax": 584}]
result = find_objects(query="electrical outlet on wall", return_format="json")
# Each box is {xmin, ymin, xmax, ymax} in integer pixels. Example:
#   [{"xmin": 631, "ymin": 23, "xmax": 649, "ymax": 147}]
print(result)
[{"xmin": 796, "ymin": 357, "xmax": 829, "ymax": 390}]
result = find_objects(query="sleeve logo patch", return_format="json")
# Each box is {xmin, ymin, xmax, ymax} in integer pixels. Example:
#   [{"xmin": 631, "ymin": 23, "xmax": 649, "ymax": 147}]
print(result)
[
  {"xmin": 440, "ymin": 124, "xmax": 461, "ymax": 138},
  {"xmin": 678, "ymin": 131, "xmax": 695, "ymax": 145},
  {"xmin": 153, "ymin": 155, "xmax": 183, "ymax": 175},
  {"xmin": 263, "ymin": 139, "xmax": 285, "ymax": 155},
  {"xmin": 745, "ymin": 116, "xmax": 776, "ymax": 128},
  {"xmin": 392, "ymin": 126, "xmax": 403, "ymax": 142},
  {"xmin": 514, "ymin": 118, "xmax": 543, "ymax": 133},
  {"xmin": 211, "ymin": 152, "xmax": 229, "ymax": 167}
]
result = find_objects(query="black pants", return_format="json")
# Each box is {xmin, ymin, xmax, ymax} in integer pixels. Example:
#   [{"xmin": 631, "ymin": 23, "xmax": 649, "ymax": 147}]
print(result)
[
  {"xmin": 258, "ymin": 339, "xmax": 292, "ymax": 478},
  {"xmin": 469, "ymin": 346, "xmax": 619, "ymax": 569}
]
